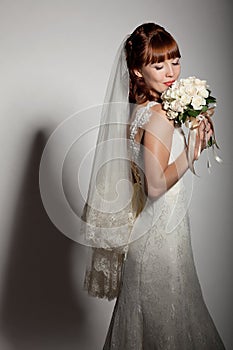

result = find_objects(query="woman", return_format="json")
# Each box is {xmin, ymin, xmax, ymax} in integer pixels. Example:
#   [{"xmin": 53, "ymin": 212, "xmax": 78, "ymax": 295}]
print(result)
[{"xmin": 83, "ymin": 23, "xmax": 226, "ymax": 349}]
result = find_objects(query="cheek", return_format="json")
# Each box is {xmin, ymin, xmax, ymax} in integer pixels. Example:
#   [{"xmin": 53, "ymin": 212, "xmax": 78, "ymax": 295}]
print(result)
[
  {"xmin": 175, "ymin": 66, "xmax": 181, "ymax": 77},
  {"xmin": 148, "ymin": 71, "xmax": 163, "ymax": 85},
  {"xmin": 142, "ymin": 68, "xmax": 164, "ymax": 89},
  {"xmin": 143, "ymin": 74, "xmax": 154, "ymax": 88}
]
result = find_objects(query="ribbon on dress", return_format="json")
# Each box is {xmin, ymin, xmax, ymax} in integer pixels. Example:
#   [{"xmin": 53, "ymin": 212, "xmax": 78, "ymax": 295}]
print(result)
[{"xmin": 185, "ymin": 113, "xmax": 223, "ymax": 175}]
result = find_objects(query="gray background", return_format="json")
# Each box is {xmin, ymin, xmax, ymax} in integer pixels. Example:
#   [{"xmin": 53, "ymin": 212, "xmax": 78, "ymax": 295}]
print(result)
[{"xmin": 0, "ymin": 0, "xmax": 232, "ymax": 349}]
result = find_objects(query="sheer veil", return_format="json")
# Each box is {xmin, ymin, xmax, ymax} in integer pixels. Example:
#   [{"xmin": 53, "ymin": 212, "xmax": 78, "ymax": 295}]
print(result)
[{"xmin": 81, "ymin": 36, "xmax": 137, "ymax": 300}]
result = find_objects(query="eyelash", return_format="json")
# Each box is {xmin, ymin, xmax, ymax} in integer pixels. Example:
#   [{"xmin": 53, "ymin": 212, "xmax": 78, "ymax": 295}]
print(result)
[{"xmin": 154, "ymin": 61, "xmax": 180, "ymax": 70}]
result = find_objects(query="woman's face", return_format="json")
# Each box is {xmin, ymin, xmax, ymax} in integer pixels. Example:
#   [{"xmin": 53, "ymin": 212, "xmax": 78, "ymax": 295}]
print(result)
[{"xmin": 139, "ymin": 57, "xmax": 181, "ymax": 95}]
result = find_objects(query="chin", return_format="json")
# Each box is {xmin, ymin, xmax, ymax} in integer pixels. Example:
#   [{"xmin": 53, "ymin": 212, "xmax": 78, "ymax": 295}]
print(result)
[
  {"xmin": 151, "ymin": 87, "xmax": 167, "ymax": 97},
  {"xmin": 158, "ymin": 87, "xmax": 168, "ymax": 94}
]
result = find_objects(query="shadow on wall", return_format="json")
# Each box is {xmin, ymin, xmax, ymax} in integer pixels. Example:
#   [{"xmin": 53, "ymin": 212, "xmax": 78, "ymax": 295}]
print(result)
[{"xmin": 0, "ymin": 130, "xmax": 93, "ymax": 350}]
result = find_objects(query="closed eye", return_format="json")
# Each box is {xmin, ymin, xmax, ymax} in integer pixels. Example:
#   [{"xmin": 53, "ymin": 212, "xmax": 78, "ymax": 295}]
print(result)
[
  {"xmin": 172, "ymin": 59, "xmax": 180, "ymax": 66},
  {"xmin": 154, "ymin": 65, "xmax": 163, "ymax": 70}
]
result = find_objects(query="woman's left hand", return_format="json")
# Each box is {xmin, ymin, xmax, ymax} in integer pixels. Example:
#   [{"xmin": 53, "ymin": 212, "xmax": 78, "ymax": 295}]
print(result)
[{"xmin": 199, "ymin": 110, "xmax": 214, "ymax": 151}]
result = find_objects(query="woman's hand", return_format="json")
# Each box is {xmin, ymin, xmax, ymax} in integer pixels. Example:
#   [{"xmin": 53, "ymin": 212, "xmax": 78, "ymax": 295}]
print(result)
[{"xmin": 193, "ymin": 110, "xmax": 214, "ymax": 161}]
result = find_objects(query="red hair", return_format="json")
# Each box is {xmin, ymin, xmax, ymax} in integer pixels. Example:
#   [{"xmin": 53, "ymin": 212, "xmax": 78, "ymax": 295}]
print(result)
[{"xmin": 125, "ymin": 23, "xmax": 181, "ymax": 104}]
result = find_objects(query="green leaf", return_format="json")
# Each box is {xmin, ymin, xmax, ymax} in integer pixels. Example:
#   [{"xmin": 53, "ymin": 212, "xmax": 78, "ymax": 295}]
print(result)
[
  {"xmin": 206, "ymin": 96, "xmax": 216, "ymax": 104},
  {"xmin": 179, "ymin": 113, "xmax": 183, "ymax": 121},
  {"xmin": 182, "ymin": 115, "xmax": 187, "ymax": 123},
  {"xmin": 188, "ymin": 109, "xmax": 201, "ymax": 117},
  {"xmin": 201, "ymin": 106, "xmax": 208, "ymax": 113}
]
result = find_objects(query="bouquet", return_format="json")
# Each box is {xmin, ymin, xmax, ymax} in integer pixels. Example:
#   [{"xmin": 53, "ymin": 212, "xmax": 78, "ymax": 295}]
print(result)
[{"xmin": 161, "ymin": 76, "xmax": 221, "ymax": 174}]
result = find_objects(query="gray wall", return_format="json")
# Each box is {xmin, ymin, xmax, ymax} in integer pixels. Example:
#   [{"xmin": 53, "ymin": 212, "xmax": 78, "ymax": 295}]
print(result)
[{"xmin": 0, "ymin": 0, "xmax": 232, "ymax": 349}]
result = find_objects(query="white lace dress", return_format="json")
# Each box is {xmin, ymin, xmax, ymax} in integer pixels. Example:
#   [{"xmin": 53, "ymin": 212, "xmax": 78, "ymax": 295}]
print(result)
[{"xmin": 103, "ymin": 102, "xmax": 226, "ymax": 350}]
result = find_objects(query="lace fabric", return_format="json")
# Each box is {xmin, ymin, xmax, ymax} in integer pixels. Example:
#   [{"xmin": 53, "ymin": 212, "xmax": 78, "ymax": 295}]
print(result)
[
  {"xmin": 103, "ymin": 102, "xmax": 226, "ymax": 349},
  {"xmin": 83, "ymin": 248, "xmax": 125, "ymax": 300},
  {"xmin": 83, "ymin": 101, "xmax": 186, "ymax": 301},
  {"xmin": 129, "ymin": 101, "xmax": 158, "ymax": 161},
  {"xmin": 82, "ymin": 36, "xmax": 137, "ymax": 300},
  {"xmin": 81, "ymin": 33, "xmax": 226, "ymax": 348}
]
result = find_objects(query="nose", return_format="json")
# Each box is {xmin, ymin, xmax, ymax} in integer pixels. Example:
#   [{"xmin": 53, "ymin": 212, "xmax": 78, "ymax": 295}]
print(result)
[{"xmin": 166, "ymin": 63, "xmax": 174, "ymax": 77}]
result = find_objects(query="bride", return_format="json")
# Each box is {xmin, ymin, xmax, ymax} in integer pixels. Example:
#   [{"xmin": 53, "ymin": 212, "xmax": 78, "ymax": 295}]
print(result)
[{"xmin": 82, "ymin": 23, "xmax": 226, "ymax": 349}]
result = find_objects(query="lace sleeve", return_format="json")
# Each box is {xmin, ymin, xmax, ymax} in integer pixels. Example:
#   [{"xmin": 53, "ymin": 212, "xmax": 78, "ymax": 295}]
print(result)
[{"xmin": 129, "ymin": 101, "xmax": 158, "ymax": 161}]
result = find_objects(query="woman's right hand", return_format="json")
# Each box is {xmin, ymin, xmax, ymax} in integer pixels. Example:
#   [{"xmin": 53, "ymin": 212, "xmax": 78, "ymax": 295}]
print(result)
[{"xmin": 193, "ymin": 118, "xmax": 214, "ymax": 161}]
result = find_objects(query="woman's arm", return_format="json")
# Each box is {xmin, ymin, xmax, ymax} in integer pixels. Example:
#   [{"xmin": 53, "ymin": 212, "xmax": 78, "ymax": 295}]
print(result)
[{"xmin": 143, "ymin": 105, "xmax": 212, "ymax": 199}]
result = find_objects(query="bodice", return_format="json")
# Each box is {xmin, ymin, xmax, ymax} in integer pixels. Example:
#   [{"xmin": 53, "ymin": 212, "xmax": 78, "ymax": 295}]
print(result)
[
  {"xmin": 129, "ymin": 101, "xmax": 188, "ymax": 236},
  {"xmin": 129, "ymin": 101, "xmax": 186, "ymax": 165}
]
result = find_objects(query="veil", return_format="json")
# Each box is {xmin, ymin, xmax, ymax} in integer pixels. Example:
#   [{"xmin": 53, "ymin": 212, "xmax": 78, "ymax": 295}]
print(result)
[{"xmin": 81, "ymin": 36, "xmax": 138, "ymax": 300}]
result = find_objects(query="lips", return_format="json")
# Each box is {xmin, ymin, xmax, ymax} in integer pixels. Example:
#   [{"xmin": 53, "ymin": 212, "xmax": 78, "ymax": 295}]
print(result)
[{"xmin": 164, "ymin": 80, "xmax": 175, "ymax": 87}]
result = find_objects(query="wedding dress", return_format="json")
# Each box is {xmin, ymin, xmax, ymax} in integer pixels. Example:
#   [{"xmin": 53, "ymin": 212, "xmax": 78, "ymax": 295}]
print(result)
[{"xmin": 103, "ymin": 101, "xmax": 226, "ymax": 350}]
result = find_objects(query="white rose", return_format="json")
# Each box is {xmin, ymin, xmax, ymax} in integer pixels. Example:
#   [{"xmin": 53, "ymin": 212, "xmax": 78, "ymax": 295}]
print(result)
[
  {"xmin": 191, "ymin": 95, "xmax": 206, "ymax": 110},
  {"xmin": 197, "ymin": 86, "xmax": 209, "ymax": 98},
  {"xmin": 167, "ymin": 110, "xmax": 178, "ymax": 120},
  {"xmin": 178, "ymin": 85, "xmax": 186, "ymax": 95},
  {"xmin": 172, "ymin": 81, "xmax": 179, "ymax": 88},
  {"xmin": 189, "ymin": 76, "xmax": 196, "ymax": 81},
  {"xmin": 183, "ymin": 78, "xmax": 193, "ymax": 86},
  {"xmin": 180, "ymin": 93, "xmax": 192, "ymax": 106},
  {"xmin": 170, "ymin": 90, "xmax": 178, "ymax": 99},
  {"xmin": 163, "ymin": 101, "xmax": 170, "ymax": 110},
  {"xmin": 195, "ymin": 78, "xmax": 207, "ymax": 86},
  {"xmin": 163, "ymin": 89, "xmax": 171, "ymax": 98},
  {"xmin": 173, "ymin": 87, "xmax": 182, "ymax": 97},
  {"xmin": 186, "ymin": 77, "xmax": 196, "ymax": 85},
  {"xmin": 185, "ymin": 85, "xmax": 197, "ymax": 97},
  {"xmin": 171, "ymin": 100, "xmax": 184, "ymax": 112},
  {"xmin": 194, "ymin": 78, "xmax": 202, "ymax": 85}
]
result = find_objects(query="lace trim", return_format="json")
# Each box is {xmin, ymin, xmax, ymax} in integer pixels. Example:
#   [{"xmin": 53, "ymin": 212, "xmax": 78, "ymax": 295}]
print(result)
[
  {"xmin": 82, "ymin": 199, "xmax": 135, "ymax": 300},
  {"xmin": 83, "ymin": 248, "xmax": 125, "ymax": 301},
  {"xmin": 82, "ymin": 201, "xmax": 136, "ymax": 251},
  {"xmin": 129, "ymin": 101, "xmax": 158, "ymax": 161}
]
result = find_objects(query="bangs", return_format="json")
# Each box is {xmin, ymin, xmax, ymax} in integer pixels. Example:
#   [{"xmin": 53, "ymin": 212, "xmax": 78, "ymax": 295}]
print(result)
[{"xmin": 145, "ymin": 33, "xmax": 181, "ymax": 65}]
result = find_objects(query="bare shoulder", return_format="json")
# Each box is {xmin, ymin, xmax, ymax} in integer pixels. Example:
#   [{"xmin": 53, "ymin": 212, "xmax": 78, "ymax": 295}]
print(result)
[{"xmin": 148, "ymin": 103, "xmax": 174, "ymax": 129}]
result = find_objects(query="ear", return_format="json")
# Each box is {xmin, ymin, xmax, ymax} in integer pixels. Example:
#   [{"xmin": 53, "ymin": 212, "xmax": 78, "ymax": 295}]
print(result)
[{"xmin": 133, "ymin": 69, "xmax": 143, "ymax": 78}]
